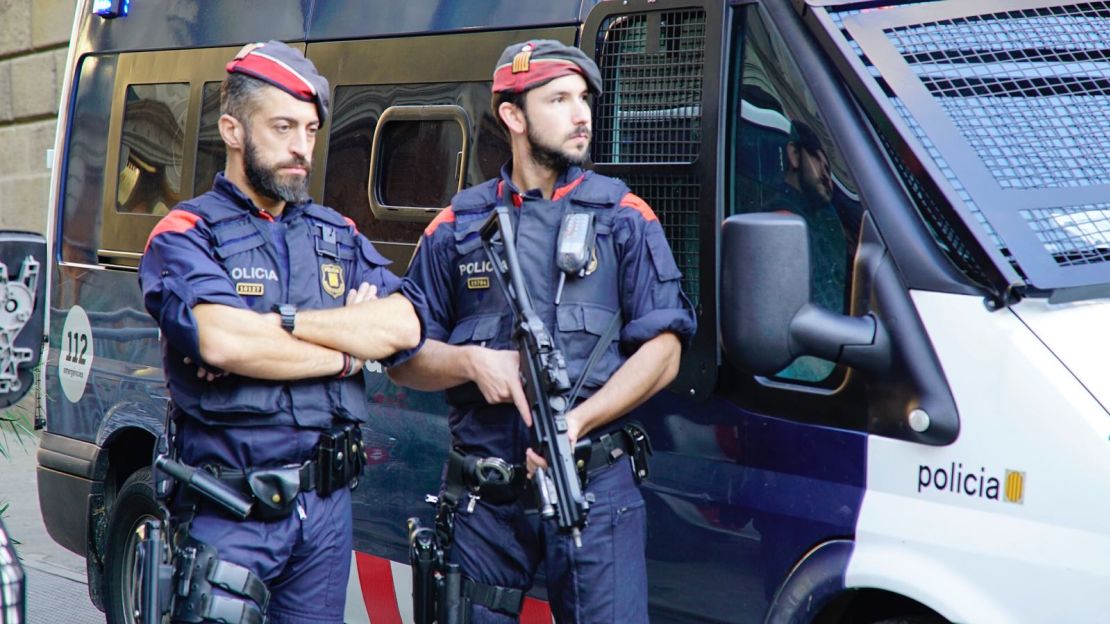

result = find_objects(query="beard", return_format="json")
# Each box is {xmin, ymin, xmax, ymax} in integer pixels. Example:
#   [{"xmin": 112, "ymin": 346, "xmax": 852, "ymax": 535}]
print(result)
[
  {"xmin": 243, "ymin": 133, "xmax": 312, "ymax": 204},
  {"xmin": 800, "ymin": 173, "xmax": 833, "ymax": 207},
  {"xmin": 526, "ymin": 117, "xmax": 591, "ymax": 173}
]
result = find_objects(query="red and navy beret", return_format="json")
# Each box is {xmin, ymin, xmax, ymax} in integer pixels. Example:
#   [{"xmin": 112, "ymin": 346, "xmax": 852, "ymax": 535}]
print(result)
[
  {"xmin": 493, "ymin": 40, "xmax": 602, "ymax": 96},
  {"xmin": 226, "ymin": 40, "xmax": 330, "ymax": 123}
]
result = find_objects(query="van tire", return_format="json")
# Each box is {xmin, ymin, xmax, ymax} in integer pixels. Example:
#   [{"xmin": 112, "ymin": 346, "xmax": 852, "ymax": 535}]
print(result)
[
  {"xmin": 104, "ymin": 467, "xmax": 160, "ymax": 624},
  {"xmin": 872, "ymin": 617, "xmax": 949, "ymax": 624}
]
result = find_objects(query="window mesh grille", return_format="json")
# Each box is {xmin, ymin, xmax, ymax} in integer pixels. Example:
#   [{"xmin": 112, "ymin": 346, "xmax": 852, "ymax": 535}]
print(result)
[
  {"xmin": 593, "ymin": 10, "xmax": 706, "ymax": 164},
  {"xmin": 1023, "ymin": 203, "xmax": 1110, "ymax": 266},
  {"xmin": 886, "ymin": 4, "xmax": 1110, "ymax": 191},
  {"xmin": 623, "ymin": 174, "xmax": 701, "ymax": 306},
  {"xmin": 832, "ymin": 2, "xmax": 1110, "ymax": 275},
  {"xmin": 876, "ymin": 129, "xmax": 994, "ymax": 286}
]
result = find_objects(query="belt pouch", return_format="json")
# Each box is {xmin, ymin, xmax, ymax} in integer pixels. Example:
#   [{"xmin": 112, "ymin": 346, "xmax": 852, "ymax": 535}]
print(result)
[
  {"xmin": 246, "ymin": 467, "xmax": 301, "ymax": 520},
  {"xmin": 317, "ymin": 425, "xmax": 366, "ymax": 496}
]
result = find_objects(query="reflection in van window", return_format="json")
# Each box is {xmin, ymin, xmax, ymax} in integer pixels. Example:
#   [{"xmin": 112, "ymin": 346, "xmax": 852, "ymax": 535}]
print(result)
[
  {"xmin": 194, "ymin": 82, "xmax": 225, "ymax": 195},
  {"xmin": 116, "ymin": 83, "xmax": 188, "ymax": 216},
  {"xmin": 730, "ymin": 9, "xmax": 863, "ymax": 383}
]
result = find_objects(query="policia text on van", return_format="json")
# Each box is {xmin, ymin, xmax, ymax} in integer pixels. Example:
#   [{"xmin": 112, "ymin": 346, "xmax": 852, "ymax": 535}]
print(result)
[{"xmin": 27, "ymin": 0, "xmax": 1110, "ymax": 622}]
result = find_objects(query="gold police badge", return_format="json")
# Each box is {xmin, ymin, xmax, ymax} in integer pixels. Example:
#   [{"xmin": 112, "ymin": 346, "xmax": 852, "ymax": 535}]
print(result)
[{"xmin": 321, "ymin": 264, "xmax": 345, "ymax": 298}]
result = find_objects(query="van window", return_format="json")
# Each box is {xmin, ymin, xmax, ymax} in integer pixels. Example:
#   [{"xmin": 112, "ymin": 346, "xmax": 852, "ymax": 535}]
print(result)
[
  {"xmin": 728, "ymin": 6, "xmax": 863, "ymax": 384},
  {"xmin": 590, "ymin": 5, "xmax": 718, "ymax": 399},
  {"xmin": 594, "ymin": 8, "xmax": 708, "ymax": 307},
  {"xmin": 373, "ymin": 113, "xmax": 464, "ymax": 210},
  {"xmin": 194, "ymin": 81, "xmax": 225, "ymax": 195},
  {"xmin": 323, "ymin": 83, "xmax": 507, "ymax": 252},
  {"xmin": 593, "ymin": 12, "xmax": 705, "ymax": 165},
  {"xmin": 60, "ymin": 54, "xmax": 117, "ymax": 265},
  {"xmin": 115, "ymin": 83, "xmax": 189, "ymax": 216}
]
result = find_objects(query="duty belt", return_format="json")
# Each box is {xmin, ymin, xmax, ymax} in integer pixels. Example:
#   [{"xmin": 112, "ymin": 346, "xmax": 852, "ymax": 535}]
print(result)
[
  {"xmin": 445, "ymin": 421, "xmax": 654, "ymax": 510},
  {"xmin": 576, "ymin": 421, "xmax": 653, "ymax": 483},
  {"xmin": 203, "ymin": 425, "xmax": 366, "ymax": 519}
]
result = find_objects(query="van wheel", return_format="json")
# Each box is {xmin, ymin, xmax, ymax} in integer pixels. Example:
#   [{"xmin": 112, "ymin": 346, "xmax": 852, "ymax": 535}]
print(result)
[
  {"xmin": 104, "ymin": 467, "xmax": 161, "ymax": 624},
  {"xmin": 872, "ymin": 617, "xmax": 949, "ymax": 624}
]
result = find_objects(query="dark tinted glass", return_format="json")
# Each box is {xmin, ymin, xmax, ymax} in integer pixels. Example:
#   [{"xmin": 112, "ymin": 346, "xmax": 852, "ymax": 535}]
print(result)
[
  {"xmin": 116, "ymin": 84, "xmax": 189, "ymax": 215},
  {"xmin": 61, "ymin": 55, "xmax": 117, "ymax": 265},
  {"xmin": 376, "ymin": 120, "xmax": 462, "ymax": 208},
  {"xmin": 728, "ymin": 8, "xmax": 861, "ymax": 383},
  {"xmin": 194, "ymin": 82, "xmax": 225, "ymax": 194}
]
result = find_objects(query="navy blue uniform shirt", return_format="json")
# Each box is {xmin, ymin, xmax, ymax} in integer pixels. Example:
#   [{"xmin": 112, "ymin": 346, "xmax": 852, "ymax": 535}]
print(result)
[
  {"xmin": 140, "ymin": 173, "xmax": 427, "ymax": 467},
  {"xmin": 408, "ymin": 165, "xmax": 695, "ymax": 460}
]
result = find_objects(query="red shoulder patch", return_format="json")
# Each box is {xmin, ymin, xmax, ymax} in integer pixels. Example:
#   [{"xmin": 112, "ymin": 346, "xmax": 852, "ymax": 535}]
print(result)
[
  {"xmin": 145, "ymin": 210, "xmax": 200, "ymax": 252},
  {"xmin": 620, "ymin": 193, "xmax": 658, "ymax": 222},
  {"xmin": 424, "ymin": 207, "xmax": 456, "ymax": 237},
  {"xmin": 552, "ymin": 173, "xmax": 586, "ymax": 201}
]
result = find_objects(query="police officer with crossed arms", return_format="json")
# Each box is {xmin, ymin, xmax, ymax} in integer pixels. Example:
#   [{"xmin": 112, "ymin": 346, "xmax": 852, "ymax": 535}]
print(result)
[
  {"xmin": 140, "ymin": 42, "xmax": 426, "ymax": 624},
  {"xmin": 390, "ymin": 40, "xmax": 696, "ymax": 623}
]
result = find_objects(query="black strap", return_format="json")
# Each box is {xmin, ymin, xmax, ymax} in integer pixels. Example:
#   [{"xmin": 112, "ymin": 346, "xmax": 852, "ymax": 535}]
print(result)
[
  {"xmin": 567, "ymin": 311, "xmax": 622, "ymax": 408},
  {"xmin": 208, "ymin": 559, "xmax": 270, "ymax": 611},
  {"xmin": 209, "ymin": 462, "xmax": 315, "ymax": 496},
  {"xmin": 201, "ymin": 594, "xmax": 265, "ymax": 624},
  {"xmin": 441, "ymin": 450, "xmax": 470, "ymax": 508},
  {"xmin": 173, "ymin": 538, "xmax": 270, "ymax": 624},
  {"xmin": 463, "ymin": 577, "xmax": 525, "ymax": 616}
]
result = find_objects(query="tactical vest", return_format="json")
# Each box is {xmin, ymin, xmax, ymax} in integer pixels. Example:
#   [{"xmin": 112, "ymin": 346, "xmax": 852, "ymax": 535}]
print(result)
[
  {"xmin": 166, "ymin": 192, "xmax": 386, "ymax": 429},
  {"xmin": 443, "ymin": 172, "xmax": 630, "ymax": 452}
]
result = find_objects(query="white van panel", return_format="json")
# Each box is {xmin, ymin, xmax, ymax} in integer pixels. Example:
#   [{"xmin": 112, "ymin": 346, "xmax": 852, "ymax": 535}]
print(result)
[
  {"xmin": 1012, "ymin": 297, "xmax": 1110, "ymax": 415},
  {"xmin": 847, "ymin": 291, "xmax": 1110, "ymax": 623}
]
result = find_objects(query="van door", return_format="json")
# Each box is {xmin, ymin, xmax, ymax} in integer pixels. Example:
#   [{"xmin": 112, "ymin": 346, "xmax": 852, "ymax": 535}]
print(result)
[
  {"xmin": 578, "ymin": 0, "xmax": 947, "ymax": 621},
  {"xmin": 581, "ymin": 2, "xmax": 808, "ymax": 617},
  {"xmin": 0, "ymin": 231, "xmax": 44, "ymax": 624}
]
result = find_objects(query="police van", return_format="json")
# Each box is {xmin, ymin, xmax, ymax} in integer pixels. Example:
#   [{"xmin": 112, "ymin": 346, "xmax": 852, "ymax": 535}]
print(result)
[{"xmin": 19, "ymin": 0, "xmax": 1110, "ymax": 622}]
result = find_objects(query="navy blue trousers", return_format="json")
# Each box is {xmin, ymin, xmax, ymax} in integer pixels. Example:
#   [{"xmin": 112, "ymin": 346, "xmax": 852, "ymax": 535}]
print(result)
[
  {"xmin": 175, "ymin": 422, "xmax": 352, "ymax": 624},
  {"xmin": 185, "ymin": 489, "xmax": 353, "ymax": 624},
  {"xmin": 450, "ymin": 459, "xmax": 649, "ymax": 623}
]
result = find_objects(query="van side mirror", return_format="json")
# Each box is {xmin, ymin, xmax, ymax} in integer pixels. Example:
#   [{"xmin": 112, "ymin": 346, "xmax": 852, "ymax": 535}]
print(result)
[
  {"xmin": 720, "ymin": 213, "xmax": 887, "ymax": 376},
  {"xmin": 0, "ymin": 232, "xmax": 47, "ymax": 408}
]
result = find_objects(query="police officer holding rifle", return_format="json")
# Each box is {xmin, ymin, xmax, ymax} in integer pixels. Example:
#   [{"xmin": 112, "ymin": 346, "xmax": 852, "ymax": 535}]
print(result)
[{"xmin": 390, "ymin": 40, "xmax": 696, "ymax": 623}]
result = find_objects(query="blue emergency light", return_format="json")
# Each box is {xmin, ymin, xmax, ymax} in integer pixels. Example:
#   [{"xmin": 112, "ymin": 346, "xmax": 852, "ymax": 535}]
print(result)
[{"xmin": 92, "ymin": 0, "xmax": 129, "ymax": 18}]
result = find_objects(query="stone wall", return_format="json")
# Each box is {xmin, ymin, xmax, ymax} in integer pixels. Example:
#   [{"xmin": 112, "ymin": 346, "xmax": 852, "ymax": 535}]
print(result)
[{"xmin": 0, "ymin": 0, "xmax": 79, "ymax": 234}]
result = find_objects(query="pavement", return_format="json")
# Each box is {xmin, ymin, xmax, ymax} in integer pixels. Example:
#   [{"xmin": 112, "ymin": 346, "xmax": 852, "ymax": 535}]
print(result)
[{"xmin": 0, "ymin": 421, "xmax": 104, "ymax": 624}]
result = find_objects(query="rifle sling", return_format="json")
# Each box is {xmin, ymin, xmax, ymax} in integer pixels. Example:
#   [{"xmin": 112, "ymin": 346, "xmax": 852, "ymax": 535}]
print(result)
[{"xmin": 567, "ymin": 311, "xmax": 622, "ymax": 408}]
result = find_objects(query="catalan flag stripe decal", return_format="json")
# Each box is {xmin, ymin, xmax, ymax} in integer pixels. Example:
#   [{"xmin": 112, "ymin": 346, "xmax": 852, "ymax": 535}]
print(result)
[{"xmin": 1005, "ymin": 471, "xmax": 1024, "ymax": 503}]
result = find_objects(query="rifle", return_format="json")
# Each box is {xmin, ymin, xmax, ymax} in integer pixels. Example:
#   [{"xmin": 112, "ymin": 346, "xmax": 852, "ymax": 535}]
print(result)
[{"xmin": 479, "ymin": 205, "xmax": 590, "ymax": 546}]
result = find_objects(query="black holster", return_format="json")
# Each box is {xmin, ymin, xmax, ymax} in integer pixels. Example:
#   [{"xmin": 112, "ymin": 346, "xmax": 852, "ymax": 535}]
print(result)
[
  {"xmin": 138, "ymin": 520, "xmax": 174, "ymax": 624},
  {"xmin": 445, "ymin": 449, "xmax": 526, "ymax": 505},
  {"xmin": 407, "ymin": 511, "xmax": 525, "ymax": 624},
  {"xmin": 315, "ymin": 423, "xmax": 366, "ymax": 495},
  {"xmin": 170, "ymin": 536, "xmax": 270, "ymax": 624}
]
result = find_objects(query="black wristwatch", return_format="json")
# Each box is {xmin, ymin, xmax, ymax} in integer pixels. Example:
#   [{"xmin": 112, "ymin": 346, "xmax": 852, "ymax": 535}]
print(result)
[{"xmin": 273, "ymin": 303, "xmax": 297, "ymax": 333}]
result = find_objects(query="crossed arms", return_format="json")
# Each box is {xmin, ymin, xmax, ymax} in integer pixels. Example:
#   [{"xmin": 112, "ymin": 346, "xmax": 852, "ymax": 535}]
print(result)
[{"xmin": 196, "ymin": 284, "xmax": 421, "ymax": 381}]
